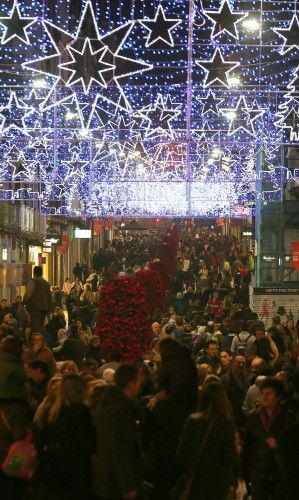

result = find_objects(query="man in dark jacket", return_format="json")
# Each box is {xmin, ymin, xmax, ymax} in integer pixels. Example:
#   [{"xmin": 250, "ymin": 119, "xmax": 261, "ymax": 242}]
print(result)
[
  {"xmin": 91, "ymin": 364, "xmax": 143, "ymax": 500},
  {"xmin": 23, "ymin": 266, "xmax": 52, "ymax": 333},
  {"xmin": 60, "ymin": 325, "xmax": 85, "ymax": 370},
  {"xmin": 244, "ymin": 377, "xmax": 295, "ymax": 500},
  {"xmin": 221, "ymin": 354, "xmax": 249, "ymax": 431}
]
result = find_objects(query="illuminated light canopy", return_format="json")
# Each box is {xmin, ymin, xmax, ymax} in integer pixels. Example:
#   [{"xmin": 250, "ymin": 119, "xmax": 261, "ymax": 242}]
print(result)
[{"xmin": 0, "ymin": 0, "xmax": 295, "ymax": 216}]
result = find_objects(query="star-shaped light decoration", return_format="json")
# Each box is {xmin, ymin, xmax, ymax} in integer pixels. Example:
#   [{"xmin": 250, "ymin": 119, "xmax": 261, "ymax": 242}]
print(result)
[
  {"xmin": 0, "ymin": 0, "xmax": 36, "ymax": 45},
  {"xmin": 220, "ymin": 96, "xmax": 263, "ymax": 136},
  {"xmin": 196, "ymin": 48, "xmax": 240, "ymax": 88},
  {"xmin": 137, "ymin": 94, "xmax": 181, "ymax": 138},
  {"xmin": 27, "ymin": 120, "xmax": 51, "ymax": 151},
  {"xmin": 22, "ymin": 89, "xmax": 45, "ymax": 112},
  {"xmin": 62, "ymin": 153, "xmax": 89, "ymax": 183},
  {"xmin": 60, "ymin": 40, "xmax": 115, "ymax": 93},
  {"xmin": 273, "ymin": 14, "xmax": 299, "ymax": 54},
  {"xmin": 203, "ymin": 0, "xmax": 247, "ymax": 40},
  {"xmin": 8, "ymin": 152, "xmax": 35, "ymax": 181},
  {"xmin": 0, "ymin": 91, "xmax": 34, "ymax": 136},
  {"xmin": 23, "ymin": 0, "xmax": 152, "ymax": 112},
  {"xmin": 198, "ymin": 89, "xmax": 223, "ymax": 115},
  {"xmin": 139, "ymin": 4, "xmax": 182, "ymax": 47}
]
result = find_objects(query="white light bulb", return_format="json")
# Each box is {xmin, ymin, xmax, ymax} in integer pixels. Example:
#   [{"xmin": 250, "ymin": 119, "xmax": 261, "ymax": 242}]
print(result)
[
  {"xmin": 65, "ymin": 111, "xmax": 77, "ymax": 120},
  {"xmin": 242, "ymin": 18, "xmax": 260, "ymax": 31},
  {"xmin": 79, "ymin": 129, "xmax": 89, "ymax": 137},
  {"xmin": 224, "ymin": 111, "xmax": 237, "ymax": 120},
  {"xmin": 212, "ymin": 148, "xmax": 221, "ymax": 158},
  {"xmin": 33, "ymin": 78, "xmax": 46, "ymax": 88},
  {"xmin": 227, "ymin": 76, "xmax": 241, "ymax": 87}
]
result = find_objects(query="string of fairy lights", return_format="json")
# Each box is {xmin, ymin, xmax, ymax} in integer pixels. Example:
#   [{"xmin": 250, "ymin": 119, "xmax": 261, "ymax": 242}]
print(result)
[{"xmin": 0, "ymin": 0, "xmax": 298, "ymax": 217}]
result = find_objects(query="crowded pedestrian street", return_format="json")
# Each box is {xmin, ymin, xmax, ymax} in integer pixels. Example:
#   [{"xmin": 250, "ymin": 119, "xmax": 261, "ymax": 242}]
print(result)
[
  {"xmin": 0, "ymin": 0, "xmax": 299, "ymax": 499},
  {"xmin": 0, "ymin": 220, "xmax": 298, "ymax": 500}
]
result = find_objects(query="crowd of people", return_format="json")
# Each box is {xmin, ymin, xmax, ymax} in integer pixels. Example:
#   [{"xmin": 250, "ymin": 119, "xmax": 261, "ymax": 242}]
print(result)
[{"xmin": 0, "ymin": 221, "xmax": 298, "ymax": 500}]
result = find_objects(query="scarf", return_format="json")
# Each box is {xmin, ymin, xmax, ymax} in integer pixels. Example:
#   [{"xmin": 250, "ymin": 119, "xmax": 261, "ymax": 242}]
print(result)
[{"xmin": 259, "ymin": 404, "xmax": 282, "ymax": 432}]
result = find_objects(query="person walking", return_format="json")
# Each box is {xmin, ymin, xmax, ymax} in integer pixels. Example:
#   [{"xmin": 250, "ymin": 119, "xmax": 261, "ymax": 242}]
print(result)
[
  {"xmin": 175, "ymin": 382, "xmax": 238, "ymax": 500},
  {"xmin": 23, "ymin": 266, "xmax": 52, "ymax": 333},
  {"xmin": 33, "ymin": 374, "xmax": 95, "ymax": 500},
  {"xmin": 91, "ymin": 364, "xmax": 143, "ymax": 500}
]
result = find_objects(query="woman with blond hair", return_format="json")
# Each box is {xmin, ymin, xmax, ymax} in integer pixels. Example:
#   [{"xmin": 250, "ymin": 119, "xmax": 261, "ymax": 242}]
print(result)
[
  {"xmin": 59, "ymin": 360, "xmax": 79, "ymax": 376},
  {"xmin": 33, "ymin": 374, "xmax": 95, "ymax": 500},
  {"xmin": 34, "ymin": 376, "xmax": 61, "ymax": 428}
]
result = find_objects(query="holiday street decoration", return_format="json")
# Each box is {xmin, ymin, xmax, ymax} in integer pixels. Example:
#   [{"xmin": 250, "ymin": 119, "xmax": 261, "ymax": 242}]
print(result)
[{"xmin": 0, "ymin": 0, "xmax": 296, "ymax": 212}]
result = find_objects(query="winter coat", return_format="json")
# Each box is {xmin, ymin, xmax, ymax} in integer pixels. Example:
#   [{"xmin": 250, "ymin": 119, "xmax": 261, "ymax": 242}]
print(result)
[
  {"xmin": 91, "ymin": 386, "xmax": 143, "ymax": 499},
  {"xmin": 177, "ymin": 413, "xmax": 237, "ymax": 500},
  {"xmin": 34, "ymin": 403, "xmax": 95, "ymax": 499},
  {"xmin": 244, "ymin": 404, "xmax": 295, "ymax": 480},
  {"xmin": 0, "ymin": 350, "xmax": 27, "ymax": 400},
  {"xmin": 60, "ymin": 335, "xmax": 85, "ymax": 369},
  {"xmin": 221, "ymin": 371, "xmax": 249, "ymax": 429},
  {"xmin": 23, "ymin": 277, "xmax": 52, "ymax": 312},
  {"xmin": 158, "ymin": 348, "xmax": 198, "ymax": 410}
]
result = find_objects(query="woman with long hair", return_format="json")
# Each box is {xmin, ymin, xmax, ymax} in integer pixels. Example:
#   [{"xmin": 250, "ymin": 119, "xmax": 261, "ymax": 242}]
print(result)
[
  {"xmin": 33, "ymin": 374, "xmax": 95, "ymax": 500},
  {"xmin": 175, "ymin": 382, "xmax": 238, "ymax": 500}
]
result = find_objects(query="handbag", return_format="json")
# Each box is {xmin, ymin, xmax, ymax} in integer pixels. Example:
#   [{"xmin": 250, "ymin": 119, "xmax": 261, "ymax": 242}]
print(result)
[
  {"xmin": 172, "ymin": 416, "xmax": 216, "ymax": 500},
  {"xmin": 1, "ymin": 410, "xmax": 38, "ymax": 481}
]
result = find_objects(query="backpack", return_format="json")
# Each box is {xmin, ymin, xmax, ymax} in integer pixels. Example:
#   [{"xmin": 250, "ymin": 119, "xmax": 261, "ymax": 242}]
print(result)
[
  {"xmin": 235, "ymin": 333, "xmax": 253, "ymax": 356},
  {"xmin": 0, "ymin": 411, "xmax": 37, "ymax": 481}
]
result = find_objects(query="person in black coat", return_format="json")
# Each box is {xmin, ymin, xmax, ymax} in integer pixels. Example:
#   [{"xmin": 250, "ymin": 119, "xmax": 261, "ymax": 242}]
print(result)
[
  {"xmin": 85, "ymin": 336, "xmax": 103, "ymax": 365},
  {"xmin": 244, "ymin": 377, "xmax": 296, "ymax": 500},
  {"xmin": 0, "ymin": 336, "xmax": 32, "ymax": 499},
  {"xmin": 91, "ymin": 365, "xmax": 143, "ymax": 500},
  {"xmin": 33, "ymin": 374, "xmax": 95, "ymax": 500},
  {"xmin": 144, "ymin": 338, "xmax": 198, "ymax": 499},
  {"xmin": 176, "ymin": 382, "xmax": 238, "ymax": 500},
  {"xmin": 60, "ymin": 324, "xmax": 85, "ymax": 370},
  {"xmin": 278, "ymin": 422, "xmax": 299, "ymax": 500}
]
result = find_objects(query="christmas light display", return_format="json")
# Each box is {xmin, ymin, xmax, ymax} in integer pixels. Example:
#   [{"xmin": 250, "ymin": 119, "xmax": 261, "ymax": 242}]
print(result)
[{"xmin": 0, "ymin": 0, "xmax": 297, "ymax": 216}]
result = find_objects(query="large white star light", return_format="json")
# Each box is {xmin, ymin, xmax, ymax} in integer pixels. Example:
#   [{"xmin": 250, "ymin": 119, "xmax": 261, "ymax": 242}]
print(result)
[
  {"xmin": 22, "ymin": 1, "xmax": 152, "ymax": 111},
  {"xmin": 196, "ymin": 48, "xmax": 240, "ymax": 88},
  {"xmin": 0, "ymin": 91, "xmax": 34, "ymax": 136},
  {"xmin": 59, "ymin": 40, "xmax": 114, "ymax": 94},
  {"xmin": 273, "ymin": 14, "xmax": 299, "ymax": 54},
  {"xmin": 0, "ymin": 0, "xmax": 36, "ymax": 45},
  {"xmin": 203, "ymin": 0, "xmax": 247, "ymax": 40},
  {"xmin": 139, "ymin": 4, "xmax": 182, "ymax": 47}
]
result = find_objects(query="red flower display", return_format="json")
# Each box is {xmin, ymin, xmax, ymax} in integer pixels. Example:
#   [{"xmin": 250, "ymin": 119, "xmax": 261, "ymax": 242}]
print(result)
[
  {"xmin": 96, "ymin": 275, "xmax": 152, "ymax": 362},
  {"xmin": 96, "ymin": 224, "xmax": 179, "ymax": 360}
]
